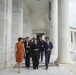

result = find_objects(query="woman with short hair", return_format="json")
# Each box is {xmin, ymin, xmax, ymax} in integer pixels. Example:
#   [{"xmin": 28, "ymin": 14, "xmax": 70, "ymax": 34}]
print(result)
[
  {"xmin": 14, "ymin": 37, "xmax": 25, "ymax": 74},
  {"xmin": 32, "ymin": 39, "xmax": 40, "ymax": 70}
]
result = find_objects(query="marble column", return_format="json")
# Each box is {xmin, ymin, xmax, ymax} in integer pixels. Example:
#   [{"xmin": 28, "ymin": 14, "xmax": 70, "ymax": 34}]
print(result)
[
  {"xmin": 23, "ymin": 1, "xmax": 30, "ymax": 38},
  {"xmin": 12, "ymin": 0, "xmax": 23, "ymax": 45},
  {"xmin": 0, "ymin": 0, "xmax": 12, "ymax": 69},
  {"xmin": 56, "ymin": 0, "xmax": 71, "ymax": 63},
  {"xmin": 51, "ymin": 0, "xmax": 58, "ymax": 60}
]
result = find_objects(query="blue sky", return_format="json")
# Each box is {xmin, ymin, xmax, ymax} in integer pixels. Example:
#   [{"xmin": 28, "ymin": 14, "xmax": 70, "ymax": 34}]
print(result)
[{"xmin": 69, "ymin": 0, "xmax": 76, "ymax": 28}]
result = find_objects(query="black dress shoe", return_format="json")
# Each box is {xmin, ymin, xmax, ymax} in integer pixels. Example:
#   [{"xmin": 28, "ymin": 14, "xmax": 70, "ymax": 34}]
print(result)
[
  {"xmin": 46, "ymin": 67, "xmax": 48, "ymax": 70},
  {"xmin": 37, "ymin": 67, "xmax": 39, "ymax": 69},
  {"xmin": 34, "ymin": 68, "xmax": 36, "ymax": 70}
]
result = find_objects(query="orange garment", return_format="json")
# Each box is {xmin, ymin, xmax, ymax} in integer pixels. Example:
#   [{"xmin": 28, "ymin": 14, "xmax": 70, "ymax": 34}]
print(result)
[{"xmin": 16, "ymin": 42, "xmax": 24, "ymax": 63}]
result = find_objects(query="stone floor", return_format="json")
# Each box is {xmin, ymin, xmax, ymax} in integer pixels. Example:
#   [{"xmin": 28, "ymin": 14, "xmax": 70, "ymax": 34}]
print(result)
[
  {"xmin": 0, "ymin": 64, "xmax": 75, "ymax": 75},
  {"xmin": 0, "ymin": 64, "xmax": 76, "ymax": 75},
  {"xmin": 0, "ymin": 56, "xmax": 76, "ymax": 75}
]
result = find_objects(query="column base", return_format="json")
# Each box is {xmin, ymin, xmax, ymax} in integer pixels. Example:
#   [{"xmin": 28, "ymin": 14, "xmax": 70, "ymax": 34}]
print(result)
[
  {"xmin": 55, "ymin": 58, "xmax": 73, "ymax": 66},
  {"xmin": 5, "ymin": 58, "xmax": 16, "ymax": 69},
  {"xmin": 55, "ymin": 59, "xmax": 76, "ymax": 74}
]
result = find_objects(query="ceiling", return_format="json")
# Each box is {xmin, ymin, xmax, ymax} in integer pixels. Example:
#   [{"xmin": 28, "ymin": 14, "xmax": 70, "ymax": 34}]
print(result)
[{"xmin": 25, "ymin": 0, "xmax": 49, "ymax": 10}]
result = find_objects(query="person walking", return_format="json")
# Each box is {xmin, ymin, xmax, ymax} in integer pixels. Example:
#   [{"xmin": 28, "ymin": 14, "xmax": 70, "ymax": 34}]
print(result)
[
  {"xmin": 38, "ymin": 36, "xmax": 45, "ymax": 62},
  {"xmin": 24, "ymin": 37, "xmax": 31, "ymax": 69},
  {"xmin": 44, "ymin": 37, "xmax": 53, "ymax": 69},
  {"xmin": 32, "ymin": 39, "xmax": 40, "ymax": 70},
  {"xmin": 14, "ymin": 37, "xmax": 25, "ymax": 74}
]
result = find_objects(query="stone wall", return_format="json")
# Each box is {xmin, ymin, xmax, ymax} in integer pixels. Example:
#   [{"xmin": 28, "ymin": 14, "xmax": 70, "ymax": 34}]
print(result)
[
  {"xmin": 30, "ymin": 9, "xmax": 50, "ymax": 38},
  {"xmin": 0, "ymin": 0, "xmax": 12, "ymax": 69}
]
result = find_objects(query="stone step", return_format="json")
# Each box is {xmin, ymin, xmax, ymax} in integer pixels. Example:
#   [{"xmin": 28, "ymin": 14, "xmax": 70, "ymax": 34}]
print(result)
[{"xmin": 13, "ymin": 62, "xmax": 56, "ymax": 68}]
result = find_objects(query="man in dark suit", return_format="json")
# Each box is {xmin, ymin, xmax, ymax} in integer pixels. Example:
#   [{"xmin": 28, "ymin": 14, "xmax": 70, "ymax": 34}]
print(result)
[
  {"xmin": 24, "ymin": 37, "xmax": 31, "ymax": 69},
  {"xmin": 44, "ymin": 37, "xmax": 53, "ymax": 69},
  {"xmin": 38, "ymin": 36, "xmax": 45, "ymax": 62}
]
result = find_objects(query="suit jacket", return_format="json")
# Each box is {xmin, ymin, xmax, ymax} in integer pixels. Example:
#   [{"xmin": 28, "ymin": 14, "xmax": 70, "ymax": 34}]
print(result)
[
  {"xmin": 24, "ymin": 42, "xmax": 31, "ymax": 54},
  {"xmin": 44, "ymin": 42, "xmax": 53, "ymax": 54},
  {"xmin": 38, "ymin": 40, "xmax": 45, "ymax": 51},
  {"xmin": 32, "ymin": 43, "xmax": 40, "ymax": 55}
]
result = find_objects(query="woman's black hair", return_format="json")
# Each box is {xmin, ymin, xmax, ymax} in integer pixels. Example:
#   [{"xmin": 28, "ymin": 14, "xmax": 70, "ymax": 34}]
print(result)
[
  {"xmin": 18, "ymin": 37, "xmax": 23, "ymax": 42},
  {"xmin": 33, "ymin": 38, "xmax": 37, "ymax": 43}
]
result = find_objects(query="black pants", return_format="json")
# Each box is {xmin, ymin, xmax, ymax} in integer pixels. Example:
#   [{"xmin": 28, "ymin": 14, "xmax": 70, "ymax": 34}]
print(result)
[
  {"xmin": 25, "ymin": 53, "xmax": 30, "ymax": 67},
  {"xmin": 33, "ymin": 53, "xmax": 39, "ymax": 69},
  {"xmin": 39, "ymin": 50, "xmax": 44, "ymax": 61},
  {"xmin": 31, "ymin": 49, "xmax": 34, "ymax": 61}
]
